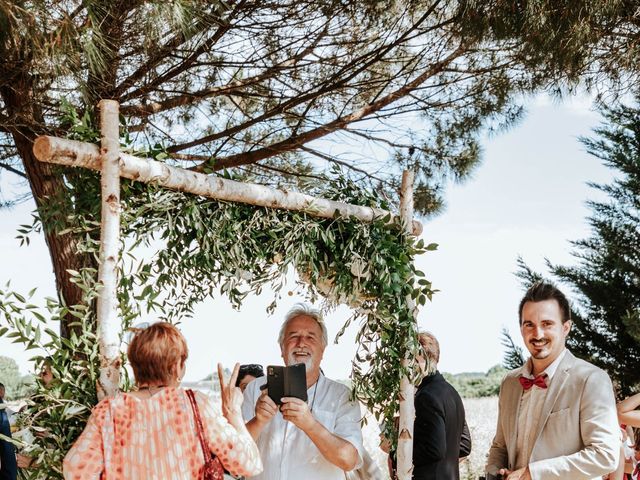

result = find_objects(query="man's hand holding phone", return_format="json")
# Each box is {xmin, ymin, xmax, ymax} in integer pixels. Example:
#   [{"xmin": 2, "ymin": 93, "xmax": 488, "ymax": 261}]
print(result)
[
  {"xmin": 280, "ymin": 397, "xmax": 315, "ymax": 432},
  {"xmin": 255, "ymin": 387, "xmax": 278, "ymax": 426},
  {"xmin": 246, "ymin": 384, "xmax": 278, "ymax": 441}
]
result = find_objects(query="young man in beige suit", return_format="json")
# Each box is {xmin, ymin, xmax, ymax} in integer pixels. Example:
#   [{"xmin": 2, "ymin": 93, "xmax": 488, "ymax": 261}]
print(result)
[{"xmin": 485, "ymin": 281, "xmax": 619, "ymax": 480}]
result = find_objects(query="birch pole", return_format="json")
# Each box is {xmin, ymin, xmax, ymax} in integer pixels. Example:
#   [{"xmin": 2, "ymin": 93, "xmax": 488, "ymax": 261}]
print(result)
[
  {"xmin": 96, "ymin": 100, "xmax": 122, "ymax": 400},
  {"xmin": 32, "ymin": 136, "xmax": 422, "ymax": 236},
  {"xmin": 396, "ymin": 169, "xmax": 417, "ymax": 480}
]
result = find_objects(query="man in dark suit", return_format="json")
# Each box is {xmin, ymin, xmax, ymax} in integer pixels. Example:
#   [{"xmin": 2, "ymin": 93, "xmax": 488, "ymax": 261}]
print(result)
[
  {"xmin": 0, "ymin": 382, "xmax": 17, "ymax": 480},
  {"xmin": 413, "ymin": 331, "xmax": 470, "ymax": 480}
]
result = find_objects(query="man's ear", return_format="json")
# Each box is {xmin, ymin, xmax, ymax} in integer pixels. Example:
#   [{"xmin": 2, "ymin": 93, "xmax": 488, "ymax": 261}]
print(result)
[{"xmin": 563, "ymin": 320, "xmax": 572, "ymax": 336}]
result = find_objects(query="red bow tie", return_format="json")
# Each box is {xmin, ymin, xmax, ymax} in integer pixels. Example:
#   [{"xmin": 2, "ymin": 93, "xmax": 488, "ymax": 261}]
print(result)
[
  {"xmin": 634, "ymin": 462, "xmax": 640, "ymax": 478},
  {"xmin": 519, "ymin": 374, "xmax": 548, "ymax": 390}
]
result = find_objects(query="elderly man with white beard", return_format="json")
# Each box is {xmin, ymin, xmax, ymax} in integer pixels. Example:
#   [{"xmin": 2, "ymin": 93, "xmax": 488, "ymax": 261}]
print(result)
[{"xmin": 242, "ymin": 304, "xmax": 364, "ymax": 480}]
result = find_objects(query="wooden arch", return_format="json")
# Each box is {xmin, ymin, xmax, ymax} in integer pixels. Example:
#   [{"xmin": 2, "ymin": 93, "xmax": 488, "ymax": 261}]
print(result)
[{"xmin": 32, "ymin": 100, "xmax": 423, "ymax": 480}]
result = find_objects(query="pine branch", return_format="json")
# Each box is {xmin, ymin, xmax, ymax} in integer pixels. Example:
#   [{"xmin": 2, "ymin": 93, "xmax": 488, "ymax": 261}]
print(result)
[
  {"xmin": 117, "ymin": 0, "xmax": 247, "ymax": 101},
  {"xmin": 121, "ymin": 33, "xmax": 325, "ymax": 118},
  {"xmin": 500, "ymin": 327, "xmax": 525, "ymax": 370},
  {"xmin": 0, "ymin": 161, "xmax": 26, "ymax": 178},
  {"xmin": 207, "ymin": 44, "xmax": 465, "ymax": 170},
  {"xmin": 166, "ymin": 2, "xmax": 447, "ymax": 155}
]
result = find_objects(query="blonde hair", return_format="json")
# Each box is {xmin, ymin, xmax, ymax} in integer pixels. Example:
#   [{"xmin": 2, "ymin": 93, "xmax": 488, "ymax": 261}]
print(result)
[{"xmin": 418, "ymin": 331, "xmax": 440, "ymax": 366}]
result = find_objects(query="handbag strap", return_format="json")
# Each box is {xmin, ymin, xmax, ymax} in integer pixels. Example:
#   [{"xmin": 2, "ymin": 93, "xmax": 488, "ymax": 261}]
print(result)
[{"xmin": 186, "ymin": 389, "xmax": 213, "ymax": 463}]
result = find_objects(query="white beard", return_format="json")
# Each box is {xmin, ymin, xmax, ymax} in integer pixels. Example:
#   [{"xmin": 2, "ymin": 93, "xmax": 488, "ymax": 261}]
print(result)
[{"xmin": 287, "ymin": 352, "xmax": 313, "ymax": 371}]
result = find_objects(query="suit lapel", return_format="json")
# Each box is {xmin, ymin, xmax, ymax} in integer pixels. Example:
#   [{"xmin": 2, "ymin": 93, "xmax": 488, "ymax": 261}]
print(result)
[
  {"xmin": 506, "ymin": 366, "xmax": 526, "ymax": 469},
  {"xmin": 531, "ymin": 350, "xmax": 575, "ymax": 450}
]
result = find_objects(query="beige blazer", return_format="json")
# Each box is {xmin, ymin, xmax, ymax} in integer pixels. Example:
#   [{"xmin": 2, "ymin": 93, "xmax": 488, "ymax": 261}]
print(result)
[{"xmin": 486, "ymin": 350, "xmax": 619, "ymax": 480}]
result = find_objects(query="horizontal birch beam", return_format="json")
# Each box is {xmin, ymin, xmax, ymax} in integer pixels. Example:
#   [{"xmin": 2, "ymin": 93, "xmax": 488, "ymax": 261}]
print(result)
[{"xmin": 33, "ymin": 136, "xmax": 423, "ymax": 235}]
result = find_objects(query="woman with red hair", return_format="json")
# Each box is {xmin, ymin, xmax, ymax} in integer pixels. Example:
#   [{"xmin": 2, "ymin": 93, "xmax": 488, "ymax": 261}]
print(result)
[{"xmin": 63, "ymin": 322, "xmax": 262, "ymax": 479}]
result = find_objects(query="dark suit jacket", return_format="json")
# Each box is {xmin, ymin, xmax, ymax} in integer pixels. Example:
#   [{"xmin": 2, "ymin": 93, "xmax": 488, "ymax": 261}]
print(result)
[
  {"xmin": 413, "ymin": 371, "xmax": 468, "ymax": 480},
  {"xmin": 0, "ymin": 398, "xmax": 17, "ymax": 480}
]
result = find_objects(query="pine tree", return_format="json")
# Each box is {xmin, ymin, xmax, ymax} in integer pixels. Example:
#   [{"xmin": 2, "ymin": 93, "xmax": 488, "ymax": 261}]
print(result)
[
  {"xmin": 0, "ymin": 1, "xmax": 539, "ymax": 334},
  {"xmin": 518, "ymin": 95, "xmax": 640, "ymax": 394},
  {"xmin": 460, "ymin": 0, "xmax": 640, "ymax": 95},
  {"xmin": 1, "ymin": 1, "xmax": 638, "ymax": 336}
]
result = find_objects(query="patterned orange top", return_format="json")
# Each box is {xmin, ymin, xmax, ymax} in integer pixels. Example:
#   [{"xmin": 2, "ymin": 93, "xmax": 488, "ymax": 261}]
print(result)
[{"xmin": 63, "ymin": 388, "xmax": 262, "ymax": 480}]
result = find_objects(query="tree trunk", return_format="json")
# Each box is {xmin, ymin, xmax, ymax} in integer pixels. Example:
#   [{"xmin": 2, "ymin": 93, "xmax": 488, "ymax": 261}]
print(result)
[{"xmin": 1, "ymin": 78, "xmax": 90, "ymax": 338}]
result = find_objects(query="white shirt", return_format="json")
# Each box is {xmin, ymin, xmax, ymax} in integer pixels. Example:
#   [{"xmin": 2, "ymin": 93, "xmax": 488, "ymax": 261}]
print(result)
[
  {"xmin": 514, "ymin": 349, "xmax": 568, "ymax": 469},
  {"xmin": 242, "ymin": 374, "xmax": 364, "ymax": 480},
  {"xmin": 524, "ymin": 348, "xmax": 567, "ymax": 383}
]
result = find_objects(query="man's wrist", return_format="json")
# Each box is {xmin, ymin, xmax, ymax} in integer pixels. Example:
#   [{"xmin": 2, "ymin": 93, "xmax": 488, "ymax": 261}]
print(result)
[
  {"xmin": 251, "ymin": 415, "xmax": 267, "ymax": 428},
  {"xmin": 299, "ymin": 415, "xmax": 320, "ymax": 435},
  {"xmin": 246, "ymin": 416, "xmax": 267, "ymax": 440}
]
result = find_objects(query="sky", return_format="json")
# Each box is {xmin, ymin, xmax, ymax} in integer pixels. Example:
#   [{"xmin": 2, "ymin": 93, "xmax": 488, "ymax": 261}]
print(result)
[{"xmin": 0, "ymin": 92, "xmax": 614, "ymax": 383}]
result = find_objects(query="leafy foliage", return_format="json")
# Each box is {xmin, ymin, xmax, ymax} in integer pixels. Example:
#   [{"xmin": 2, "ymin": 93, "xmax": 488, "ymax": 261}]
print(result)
[
  {"xmin": 0, "ymin": 107, "xmax": 434, "ymax": 477},
  {"xmin": 460, "ymin": 0, "xmax": 640, "ymax": 94},
  {"xmin": 518, "ymin": 95, "xmax": 640, "ymax": 396},
  {"xmin": 1, "ymin": 0, "xmax": 638, "ymax": 343},
  {"xmin": 0, "ymin": 288, "xmax": 100, "ymax": 480},
  {"xmin": 0, "ymin": 0, "xmax": 554, "ymax": 335}
]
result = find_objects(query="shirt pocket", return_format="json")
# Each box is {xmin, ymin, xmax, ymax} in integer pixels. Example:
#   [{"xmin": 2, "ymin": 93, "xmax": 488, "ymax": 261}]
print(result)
[
  {"xmin": 548, "ymin": 407, "xmax": 571, "ymax": 418},
  {"xmin": 542, "ymin": 408, "xmax": 573, "ymax": 452},
  {"xmin": 298, "ymin": 408, "xmax": 338, "ymax": 465}
]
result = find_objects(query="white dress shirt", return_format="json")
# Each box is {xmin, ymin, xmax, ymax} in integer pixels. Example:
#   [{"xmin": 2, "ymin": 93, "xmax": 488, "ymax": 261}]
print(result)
[
  {"xmin": 515, "ymin": 349, "xmax": 568, "ymax": 470},
  {"xmin": 242, "ymin": 374, "xmax": 364, "ymax": 480}
]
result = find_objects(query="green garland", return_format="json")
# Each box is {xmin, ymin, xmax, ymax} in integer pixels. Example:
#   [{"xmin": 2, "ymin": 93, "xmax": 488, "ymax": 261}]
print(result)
[{"xmin": 121, "ymin": 171, "xmax": 436, "ymax": 426}]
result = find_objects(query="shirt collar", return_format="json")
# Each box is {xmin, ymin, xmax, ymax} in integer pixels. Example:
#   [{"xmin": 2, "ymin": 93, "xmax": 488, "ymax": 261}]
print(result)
[
  {"xmin": 523, "ymin": 348, "xmax": 567, "ymax": 380},
  {"xmin": 309, "ymin": 372, "xmax": 323, "ymax": 390}
]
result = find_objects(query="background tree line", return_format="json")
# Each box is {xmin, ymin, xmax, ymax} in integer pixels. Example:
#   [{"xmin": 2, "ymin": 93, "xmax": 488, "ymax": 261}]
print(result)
[
  {"xmin": 444, "ymin": 365, "xmax": 506, "ymax": 398},
  {"xmin": 0, "ymin": 355, "xmax": 34, "ymax": 399}
]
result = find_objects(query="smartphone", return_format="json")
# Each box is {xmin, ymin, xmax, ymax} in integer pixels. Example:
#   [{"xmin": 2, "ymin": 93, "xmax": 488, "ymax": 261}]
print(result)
[{"xmin": 267, "ymin": 363, "xmax": 307, "ymax": 405}]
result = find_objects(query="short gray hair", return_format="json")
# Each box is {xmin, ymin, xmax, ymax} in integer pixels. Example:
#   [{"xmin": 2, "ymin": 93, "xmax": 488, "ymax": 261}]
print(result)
[{"xmin": 278, "ymin": 304, "xmax": 328, "ymax": 348}]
